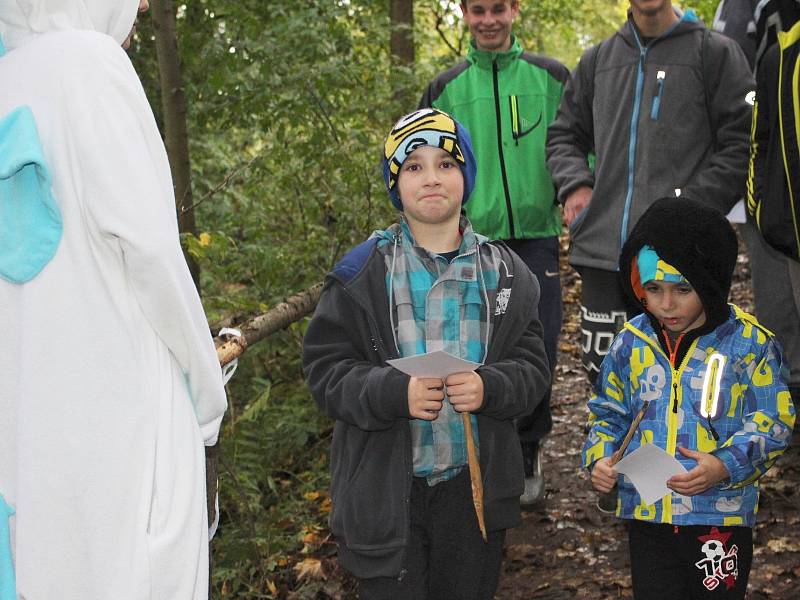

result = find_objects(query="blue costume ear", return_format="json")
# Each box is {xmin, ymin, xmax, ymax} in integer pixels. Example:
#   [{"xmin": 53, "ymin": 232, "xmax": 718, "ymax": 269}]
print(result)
[
  {"xmin": 0, "ymin": 106, "xmax": 63, "ymax": 284},
  {"xmin": 0, "ymin": 494, "xmax": 15, "ymax": 600}
]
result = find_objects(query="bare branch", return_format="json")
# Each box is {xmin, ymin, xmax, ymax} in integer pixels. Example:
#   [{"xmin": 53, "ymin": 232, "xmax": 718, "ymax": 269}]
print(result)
[
  {"xmin": 431, "ymin": 6, "xmax": 462, "ymax": 57},
  {"xmin": 180, "ymin": 152, "xmax": 261, "ymax": 214}
]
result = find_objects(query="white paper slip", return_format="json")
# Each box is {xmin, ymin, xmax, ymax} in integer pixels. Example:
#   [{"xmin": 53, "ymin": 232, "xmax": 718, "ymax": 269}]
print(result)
[
  {"xmin": 726, "ymin": 199, "xmax": 746, "ymax": 224},
  {"xmin": 387, "ymin": 351, "xmax": 482, "ymax": 379},
  {"xmin": 613, "ymin": 443, "xmax": 688, "ymax": 505}
]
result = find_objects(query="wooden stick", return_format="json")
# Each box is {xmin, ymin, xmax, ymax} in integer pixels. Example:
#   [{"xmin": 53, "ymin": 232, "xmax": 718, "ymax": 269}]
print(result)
[
  {"xmin": 462, "ymin": 412, "xmax": 487, "ymax": 542},
  {"xmin": 609, "ymin": 400, "xmax": 651, "ymax": 467}
]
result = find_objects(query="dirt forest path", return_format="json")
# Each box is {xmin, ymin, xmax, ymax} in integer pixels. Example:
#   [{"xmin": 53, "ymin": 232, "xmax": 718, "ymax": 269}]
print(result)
[{"xmin": 496, "ymin": 243, "xmax": 800, "ymax": 600}]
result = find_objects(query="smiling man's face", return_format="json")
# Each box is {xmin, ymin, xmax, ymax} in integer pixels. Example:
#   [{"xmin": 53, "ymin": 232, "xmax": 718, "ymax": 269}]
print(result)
[{"xmin": 461, "ymin": 0, "xmax": 519, "ymax": 53}]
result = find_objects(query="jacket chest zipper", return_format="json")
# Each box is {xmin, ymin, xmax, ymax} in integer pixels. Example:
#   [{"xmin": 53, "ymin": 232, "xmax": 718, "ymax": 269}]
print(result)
[
  {"xmin": 663, "ymin": 331, "xmax": 684, "ymax": 414},
  {"xmin": 666, "ymin": 342, "xmax": 696, "ymax": 455},
  {"xmin": 621, "ymin": 46, "xmax": 648, "ymax": 249},
  {"xmin": 492, "ymin": 59, "xmax": 515, "ymax": 238}
]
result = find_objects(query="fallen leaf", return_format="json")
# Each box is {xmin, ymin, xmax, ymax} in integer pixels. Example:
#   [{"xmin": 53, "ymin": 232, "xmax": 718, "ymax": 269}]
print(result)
[
  {"xmin": 505, "ymin": 544, "xmax": 536, "ymax": 561},
  {"xmin": 294, "ymin": 557, "xmax": 325, "ymax": 582},
  {"xmin": 767, "ymin": 537, "xmax": 800, "ymax": 553}
]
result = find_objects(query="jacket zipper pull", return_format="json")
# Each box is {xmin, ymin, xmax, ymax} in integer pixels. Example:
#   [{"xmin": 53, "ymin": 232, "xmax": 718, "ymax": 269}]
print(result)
[
  {"xmin": 651, "ymin": 70, "xmax": 665, "ymax": 120},
  {"xmin": 707, "ymin": 416, "xmax": 720, "ymax": 441},
  {"xmin": 671, "ymin": 382, "xmax": 678, "ymax": 413}
]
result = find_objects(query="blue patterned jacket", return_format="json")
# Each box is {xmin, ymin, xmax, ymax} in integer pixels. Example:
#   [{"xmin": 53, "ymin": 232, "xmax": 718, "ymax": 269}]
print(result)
[{"xmin": 582, "ymin": 306, "xmax": 795, "ymax": 527}]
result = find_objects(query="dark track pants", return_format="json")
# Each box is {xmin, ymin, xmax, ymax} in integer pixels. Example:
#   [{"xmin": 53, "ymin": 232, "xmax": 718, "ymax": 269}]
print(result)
[
  {"xmin": 358, "ymin": 469, "xmax": 506, "ymax": 600},
  {"xmin": 505, "ymin": 237, "xmax": 560, "ymax": 442},
  {"xmin": 629, "ymin": 520, "xmax": 753, "ymax": 600},
  {"xmin": 576, "ymin": 266, "xmax": 641, "ymax": 384}
]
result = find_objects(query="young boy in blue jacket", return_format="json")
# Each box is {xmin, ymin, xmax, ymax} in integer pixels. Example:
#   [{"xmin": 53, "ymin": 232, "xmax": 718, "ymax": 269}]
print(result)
[
  {"xmin": 303, "ymin": 109, "xmax": 550, "ymax": 599},
  {"xmin": 583, "ymin": 197, "xmax": 795, "ymax": 599}
]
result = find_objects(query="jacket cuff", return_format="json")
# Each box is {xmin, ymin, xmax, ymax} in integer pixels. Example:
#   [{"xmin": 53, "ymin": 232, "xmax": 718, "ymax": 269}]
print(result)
[
  {"xmin": 368, "ymin": 367, "xmax": 411, "ymax": 421},
  {"xmin": 712, "ymin": 447, "xmax": 746, "ymax": 487},
  {"xmin": 475, "ymin": 368, "xmax": 501, "ymax": 414},
  {"xmin": 557, "ymin": 177, "xmax": 595, "ymax": 205},
  {"xmin": 582, "ymin": 439, "xmax": 616, "ymax": 470}
]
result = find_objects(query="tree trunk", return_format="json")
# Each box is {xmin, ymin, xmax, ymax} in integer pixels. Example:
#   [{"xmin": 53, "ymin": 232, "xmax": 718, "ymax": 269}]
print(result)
[
  {"xmin": 150, "ymin": 0, "xmax": 200, "ymax": 289},
  {"xmin": 389, "ymin": 0, "xmax": 415, "ymax": 110}
]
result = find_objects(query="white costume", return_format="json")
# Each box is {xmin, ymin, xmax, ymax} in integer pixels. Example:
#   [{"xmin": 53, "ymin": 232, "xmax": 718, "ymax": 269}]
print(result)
[{"xmin": 0, "ymin": 1, "xmax": 228, "ymax": 598}]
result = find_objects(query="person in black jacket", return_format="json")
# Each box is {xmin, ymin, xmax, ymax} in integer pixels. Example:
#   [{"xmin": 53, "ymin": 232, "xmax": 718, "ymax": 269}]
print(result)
[
  {"xmin": 713, "ymin": 0, "xmax": 800, "ymax": 407},
  {"xmin": 303, "ymin": 108, "xmax": 550, "ymax": 599}
]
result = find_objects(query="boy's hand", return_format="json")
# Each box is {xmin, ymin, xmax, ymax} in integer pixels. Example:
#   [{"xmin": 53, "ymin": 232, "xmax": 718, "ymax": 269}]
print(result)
[
  {"xmin": 445, "ymin": 371, "xmax": 484, "ymax": 413},
  {"xmin": 666, "ymin": 446, "xmax": 730, "ymax": 496},
  {"xmin": 591, "ymin": 457, "xmax": 618, "ymax": 493},
  {"xmin": 408, "ymin": 377, "xmax": 445, "ymax": 420}
]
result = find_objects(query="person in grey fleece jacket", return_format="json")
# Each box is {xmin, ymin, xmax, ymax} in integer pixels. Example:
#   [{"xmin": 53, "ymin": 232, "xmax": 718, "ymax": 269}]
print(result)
[{"xmin": 545, "ymin": 1, "xmax": 754, "ymax": 382}]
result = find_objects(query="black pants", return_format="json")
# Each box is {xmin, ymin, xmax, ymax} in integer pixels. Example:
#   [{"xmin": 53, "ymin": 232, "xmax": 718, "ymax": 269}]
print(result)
[
  {"xmin": 577, "ymin": 266, "xmax": 641, "ymax": 384},
  {"xmin": 505, "ymin": 237, "xmax": 561, "ymax": 442},
  {"xmin": 628, "ymin": 520, "xmax": 753, "ymax": 600},
  {"xmin": 358, "ymin": 469, "xmax": 506, "ymax": 600}
]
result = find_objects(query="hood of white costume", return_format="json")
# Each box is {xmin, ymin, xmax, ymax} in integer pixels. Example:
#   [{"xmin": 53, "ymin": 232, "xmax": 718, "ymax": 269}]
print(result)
[{"xmin": 0, "ymin": 0, "xmax": 138, "ymax": 50}]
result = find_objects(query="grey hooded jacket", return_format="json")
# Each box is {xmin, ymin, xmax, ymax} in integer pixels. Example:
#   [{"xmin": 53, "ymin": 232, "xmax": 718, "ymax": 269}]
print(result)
[
  {"xmin": 546, "ymin": 9, "xmax": 754, "ymax": 272},
  {"xmin": 302, "ymin": 235, "xmax": 550, "ymax": 579}
]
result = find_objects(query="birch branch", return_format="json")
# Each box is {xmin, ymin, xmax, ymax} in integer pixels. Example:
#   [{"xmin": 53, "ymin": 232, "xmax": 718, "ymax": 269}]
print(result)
[{"xmin": 215, "ymin": 283, "xmax": 323, "ymax": 366}]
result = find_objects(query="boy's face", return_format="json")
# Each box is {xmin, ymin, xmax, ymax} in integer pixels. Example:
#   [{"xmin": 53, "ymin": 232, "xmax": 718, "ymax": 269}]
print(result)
[
  {"xmin": 461, "ymin": 0, "xmax": 519, "ymax": 53},
  {"xmin": 398, "ymin": 146, "xmax": 464, "ymax": 228},
  {"xmin": 643, "ymin": 280, "xmax": 706, "ymax": 334}
]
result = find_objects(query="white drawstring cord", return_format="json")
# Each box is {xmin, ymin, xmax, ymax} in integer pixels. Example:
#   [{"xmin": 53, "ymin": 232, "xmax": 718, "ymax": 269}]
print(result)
[{"xmin": 388, "ymin": 235, "xmax": 400, "ymax": 355}]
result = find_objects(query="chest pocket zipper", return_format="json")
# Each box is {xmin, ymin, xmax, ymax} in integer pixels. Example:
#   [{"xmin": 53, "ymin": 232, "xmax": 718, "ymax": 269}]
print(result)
[
  {"xmin": 650, "ymin": 70, "xmax": 666, "ymax": 121},
  {"xmin": 509, "ymin": 95, "xmax": 542, "ymax": 145},
  {"xmin": 700, "ymin": 353, "xmax": 726, "ymax": 440}
]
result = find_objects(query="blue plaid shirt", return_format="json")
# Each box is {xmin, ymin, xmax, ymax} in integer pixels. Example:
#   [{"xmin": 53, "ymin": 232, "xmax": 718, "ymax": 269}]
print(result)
[{"xmin": 375, "ymin": 217, "xmax": 501, "ymax": 485}]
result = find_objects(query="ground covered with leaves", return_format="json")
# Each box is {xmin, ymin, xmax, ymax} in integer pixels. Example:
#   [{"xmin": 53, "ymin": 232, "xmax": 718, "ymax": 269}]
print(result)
[{"xmin": 236, "ymin": 237, "xmax": 799, "ymax": 599}]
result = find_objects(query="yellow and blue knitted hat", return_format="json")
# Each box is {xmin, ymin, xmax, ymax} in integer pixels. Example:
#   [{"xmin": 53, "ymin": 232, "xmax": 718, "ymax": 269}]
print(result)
[{"xmin": 381, "ymin": 108, "xmax": 476, "ymax": 210}]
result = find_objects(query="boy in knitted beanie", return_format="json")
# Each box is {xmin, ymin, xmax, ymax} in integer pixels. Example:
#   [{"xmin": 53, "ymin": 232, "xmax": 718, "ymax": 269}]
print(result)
[
  {"xmin": 303, "ymin": 108, "xmax": 550, "ymax": 598},
  {"xmin": 583, "ymin": 197, "xmax": 795, "ymax": 599}
]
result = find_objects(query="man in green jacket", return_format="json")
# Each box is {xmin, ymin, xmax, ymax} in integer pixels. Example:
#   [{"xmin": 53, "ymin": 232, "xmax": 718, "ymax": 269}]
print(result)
[{"xmin": 420, "ymin": 0, "xmax": 569, "ymax": 506}]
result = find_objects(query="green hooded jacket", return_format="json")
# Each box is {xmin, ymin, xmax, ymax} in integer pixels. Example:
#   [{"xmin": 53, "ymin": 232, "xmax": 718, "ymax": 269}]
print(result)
[{"xmin": 420, "ymin": 38, "xmax": 568, "ymax": 241}]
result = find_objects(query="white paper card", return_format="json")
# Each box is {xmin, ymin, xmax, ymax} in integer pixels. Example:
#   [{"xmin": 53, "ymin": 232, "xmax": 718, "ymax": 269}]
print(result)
[
  {"xmin": 387, "ymin": 351, "xmax": 481, "ymax": 379},
  {"xmin": 726, "ymin": 199, "xmax": 746, "ymax": 224},
  {"xmin": 613, "ymin": 443, "xmax": 688, "ymax": 505}
]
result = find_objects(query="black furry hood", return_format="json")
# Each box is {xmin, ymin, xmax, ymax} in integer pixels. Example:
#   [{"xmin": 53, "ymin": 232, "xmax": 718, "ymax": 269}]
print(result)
[{"xmin": 619, "ymin": 198, "xmax": 738, "ymax": 328}]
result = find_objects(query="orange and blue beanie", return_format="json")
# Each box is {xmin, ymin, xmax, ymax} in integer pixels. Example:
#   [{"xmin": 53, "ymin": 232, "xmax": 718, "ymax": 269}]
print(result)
[
  {"xmin": 382, "ymin": 108, "xmax": 476, "ymax": 210},
  {"xmin": 636, "ymin": 245, "xmax": 688, "ymax": 285}
]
